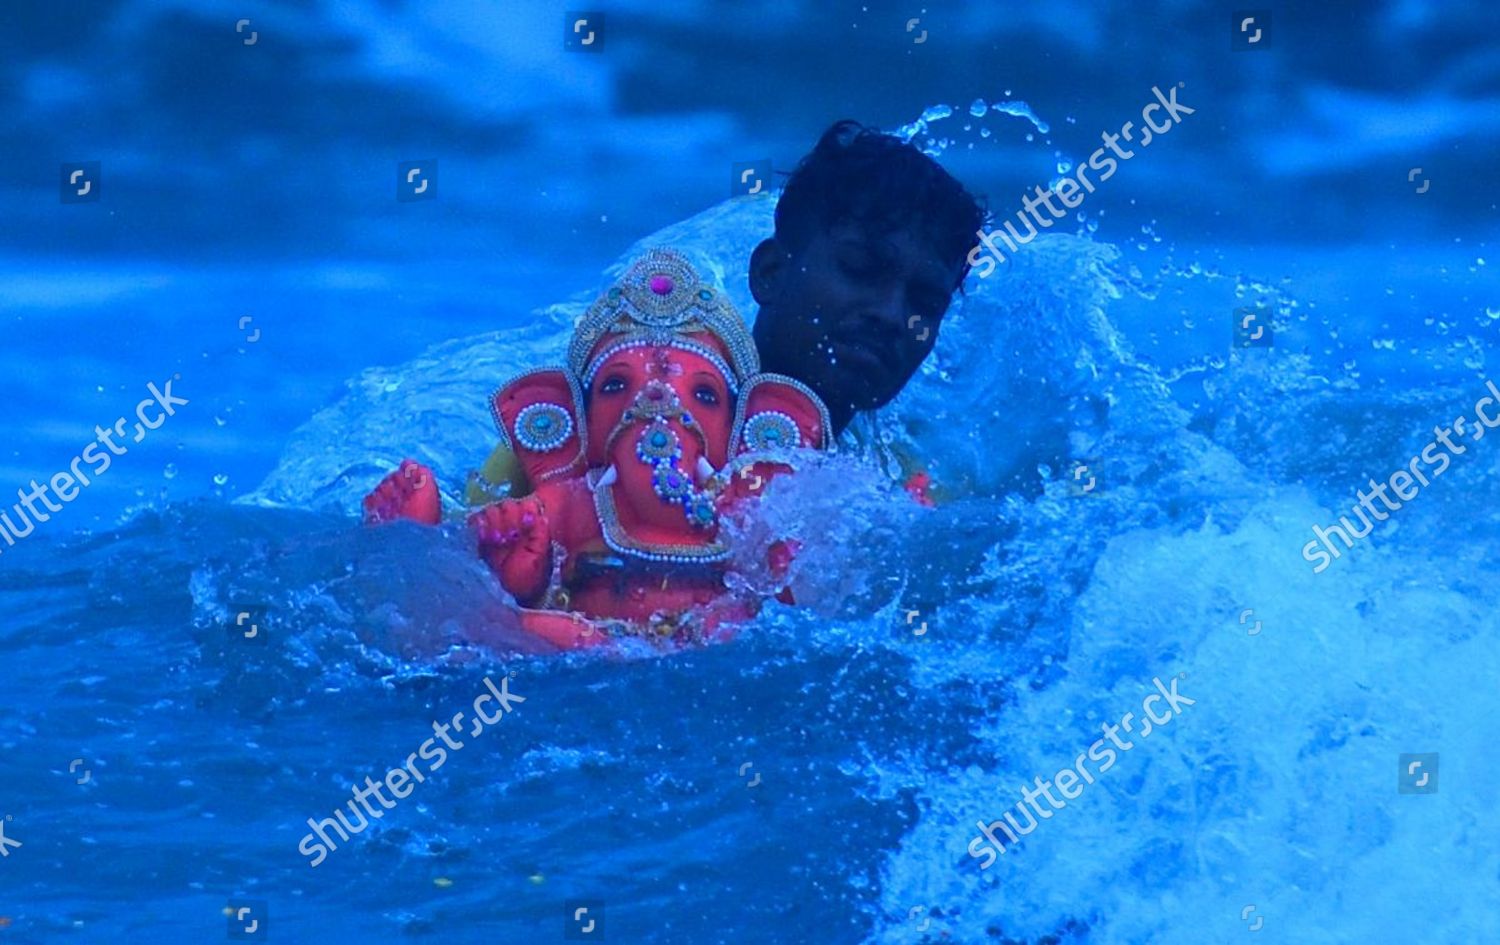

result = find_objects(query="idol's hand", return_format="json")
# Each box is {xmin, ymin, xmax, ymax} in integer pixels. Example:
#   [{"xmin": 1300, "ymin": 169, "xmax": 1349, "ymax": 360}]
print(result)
[
  {"xmin": 469, "ymin": 497, "xmax": 552, "ymax": 605},
  {"xmin": 717, "ymin": 459, "xmax": 791, "ymax": 509}
]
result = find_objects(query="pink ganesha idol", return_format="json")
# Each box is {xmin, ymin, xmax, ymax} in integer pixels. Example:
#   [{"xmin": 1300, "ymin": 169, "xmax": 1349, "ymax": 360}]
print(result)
[{"xmin": 363, "ymin": 249, "xmax": 832, "ymax": 650}]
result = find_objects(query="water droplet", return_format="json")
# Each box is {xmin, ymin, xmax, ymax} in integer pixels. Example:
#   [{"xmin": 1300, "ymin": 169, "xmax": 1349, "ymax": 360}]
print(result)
[
  {"xmin": 213, "ymin": 473, "xmax": 229, "ymax": 486},
  {"xmin": 969, "ymin": 98, "xmax": 988, "ymax": 118},
  {"xmin": 163, "ymin": 463, "xmax": 178, "ymax": 480}
]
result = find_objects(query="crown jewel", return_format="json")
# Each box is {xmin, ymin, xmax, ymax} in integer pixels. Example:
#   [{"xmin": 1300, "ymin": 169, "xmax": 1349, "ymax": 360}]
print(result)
[{"xmin": 567, "ymin": 249, "xmax": 760, "ymax": 383}]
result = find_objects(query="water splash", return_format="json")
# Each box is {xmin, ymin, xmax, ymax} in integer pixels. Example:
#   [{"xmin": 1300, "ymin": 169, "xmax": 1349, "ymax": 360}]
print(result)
[{"xmin": 895, "ymin": 97, "xmax": 1051, "ymax": 156}]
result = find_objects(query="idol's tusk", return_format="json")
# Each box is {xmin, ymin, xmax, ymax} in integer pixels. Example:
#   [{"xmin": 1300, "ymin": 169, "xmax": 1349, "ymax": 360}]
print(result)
[
  {"xmin": 593, "ymin": 464, "xmax": 618, "ymax": 491},
  {"xmin": 695, "ymin": 455, "xmax": 717, "ymax": 485}
]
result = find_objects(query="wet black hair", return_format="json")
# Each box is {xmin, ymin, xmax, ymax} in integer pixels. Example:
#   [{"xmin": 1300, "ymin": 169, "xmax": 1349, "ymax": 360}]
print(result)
[{"xmin": 774, "ymin": 120, "xmax": 987, "ymax": 287}]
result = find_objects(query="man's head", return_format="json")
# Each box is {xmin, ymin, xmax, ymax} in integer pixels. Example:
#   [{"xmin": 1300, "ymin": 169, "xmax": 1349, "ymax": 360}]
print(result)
[{"xmin": 750, "ymin": 120, "xmax": 985, "ymax": 432}]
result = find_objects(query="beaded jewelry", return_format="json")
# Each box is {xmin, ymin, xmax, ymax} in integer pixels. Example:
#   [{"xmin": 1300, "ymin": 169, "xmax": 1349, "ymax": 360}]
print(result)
[
  {"xmin": 629, "ymin": 379, "xmax": 685, "ymax": 422},
  {"xmin": 741, "ymin": 410, "xmax": 801, "ymax": 452},
  {"xmin": 514, "ymin": 402, "xmax": 573, "ymax": 452},
  {"xmin": 635, "ymin": 419, "xmax": 682, "ymax": 466},
  {"xmin": 590, "ymin": 467, "xmax": 730, "ymax": 563},
  {"xmin": 487, "ymin": 365, "xmax": 589, "ymax": 485},
  {"xmin": 633, "ymin": 416, "xmax": 718, "ymax": 531},
  {"xmin": 726, "ymin": 372, "xmax": 834, "ymax": 455},
  {"xmin": 650, "ymin": 463, "xmax": 695, "ymax": 504},
  {"xmin": 583, "ymin": 337, "xmax": 739, "ymax": 398},
  {"xmin": 603, "ymin": 379, "xmax": 707, "ymax": 457}
]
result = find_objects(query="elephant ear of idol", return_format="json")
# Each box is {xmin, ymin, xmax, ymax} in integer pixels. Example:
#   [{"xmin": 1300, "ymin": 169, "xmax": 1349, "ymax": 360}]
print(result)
[
  {"xmin": 490, "ymin": 368, "xmax": 587, "ymax": 486},
  {"xmin": 730, "ymin": 374, "xmax": 833, "ymax": 462}
]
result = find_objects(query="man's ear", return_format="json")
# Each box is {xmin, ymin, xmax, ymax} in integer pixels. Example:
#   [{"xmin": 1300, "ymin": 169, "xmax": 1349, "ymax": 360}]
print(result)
[{"xmin": 749, "ymin": 237, "xmax": 789, "ymax": 306}]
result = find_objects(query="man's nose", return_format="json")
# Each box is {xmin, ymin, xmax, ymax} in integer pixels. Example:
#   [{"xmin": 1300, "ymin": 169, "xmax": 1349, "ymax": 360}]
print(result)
[{"xmin": 867, "ymin": 284, "xmax": 909, "ymax": 330}]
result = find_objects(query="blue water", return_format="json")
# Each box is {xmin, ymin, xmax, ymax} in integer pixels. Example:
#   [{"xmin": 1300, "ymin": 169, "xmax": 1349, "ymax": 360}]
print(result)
[{"xmin": 5, "ymin": 2, "xmax": 1500, "ymax": 943}]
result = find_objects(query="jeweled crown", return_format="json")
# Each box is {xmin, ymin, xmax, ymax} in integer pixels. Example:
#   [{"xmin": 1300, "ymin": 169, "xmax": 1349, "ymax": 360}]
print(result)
[{"xmin": 567, "ymin": 248, "xmax": 760, "ymax": 383}]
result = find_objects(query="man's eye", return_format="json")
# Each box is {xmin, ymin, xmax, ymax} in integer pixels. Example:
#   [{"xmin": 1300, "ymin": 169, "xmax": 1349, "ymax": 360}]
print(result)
[
  {"xmin": 693, "ymin": 385, "xmax": 720, "ymax": 406},
  {"xmin": 600, "ymin": 377, "xmax": 627, "ymax": 395}
]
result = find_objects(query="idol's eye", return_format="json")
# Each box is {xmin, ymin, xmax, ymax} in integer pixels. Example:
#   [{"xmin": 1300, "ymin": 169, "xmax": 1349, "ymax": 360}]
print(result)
[
  {"xmin": 693, "ymin": 384, "xmax": 720, "ymax": 407},
  {"xmin": 599, "ymin": 375, "xmax": 627, "ymax": 395}
]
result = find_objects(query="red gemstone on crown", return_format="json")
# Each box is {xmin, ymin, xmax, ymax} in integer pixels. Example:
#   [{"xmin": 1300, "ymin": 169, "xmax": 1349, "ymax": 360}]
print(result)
[{"xmin": 649, "ymin": 274, "xmax": 674, "ymax": 296}]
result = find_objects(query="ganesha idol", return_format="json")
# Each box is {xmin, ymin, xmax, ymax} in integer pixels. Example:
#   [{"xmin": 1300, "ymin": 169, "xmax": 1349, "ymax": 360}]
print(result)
[{"xmin": 363, "ymin": 249, "xmax": 832, "ymax": 649}]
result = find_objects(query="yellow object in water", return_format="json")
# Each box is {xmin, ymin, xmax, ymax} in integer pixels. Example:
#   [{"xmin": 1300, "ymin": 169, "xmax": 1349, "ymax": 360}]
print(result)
[{"xmin": 465, "ymin": 443, "xmax": 532, "ymax": 506}]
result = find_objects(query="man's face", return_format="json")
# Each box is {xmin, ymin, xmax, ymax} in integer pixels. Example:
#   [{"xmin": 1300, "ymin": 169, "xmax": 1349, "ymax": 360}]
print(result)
[{"xmin": 750, "ymin": 223, "xmax": 962, "ymax": 430}]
